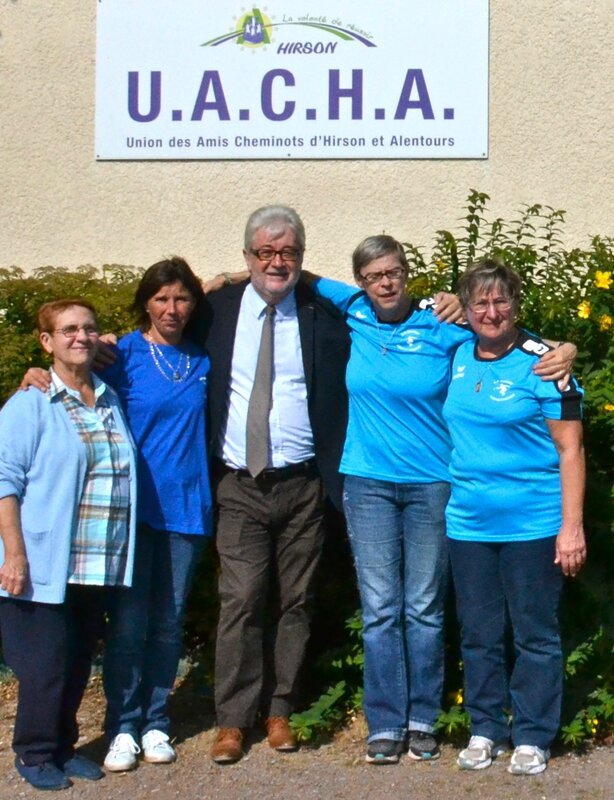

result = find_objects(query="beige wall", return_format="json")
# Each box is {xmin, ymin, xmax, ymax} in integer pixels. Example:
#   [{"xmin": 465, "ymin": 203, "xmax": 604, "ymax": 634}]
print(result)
[{"xmin": 1, "ymin": 1, "xmax": 612, "ymax": 280}]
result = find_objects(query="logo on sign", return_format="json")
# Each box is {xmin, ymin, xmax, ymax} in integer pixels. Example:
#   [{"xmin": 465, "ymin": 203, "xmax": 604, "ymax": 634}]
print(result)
[{"xmin": 201, "ymin": 8, "xmax": 377, "ymax": 50}]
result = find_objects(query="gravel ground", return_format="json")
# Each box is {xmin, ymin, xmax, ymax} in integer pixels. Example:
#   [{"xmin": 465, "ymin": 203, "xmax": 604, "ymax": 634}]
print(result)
[{"xmin": 0, "ymin": 677, "xmax": 611, "ymax": 800}]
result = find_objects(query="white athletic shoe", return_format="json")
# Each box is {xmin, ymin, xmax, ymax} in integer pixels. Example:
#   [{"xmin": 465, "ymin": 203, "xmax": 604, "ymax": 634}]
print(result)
[
  {"xmin": 104, "ymin": 732, "xmax": 141, "ymax": 772},
  {"xmin": 508, "ymin": 744, "xmax": 549, "ymax": 775},
  {"xmin": 457, "ymin": 735, "xmax": 508, "ymax": 770},
  {"xmin": 141, "ymin": 730, "xmax": 177, "ymax": 764}
]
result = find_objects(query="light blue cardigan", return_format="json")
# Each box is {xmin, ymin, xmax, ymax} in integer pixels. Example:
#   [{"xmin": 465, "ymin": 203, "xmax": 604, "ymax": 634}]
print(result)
[{"xmin": 0, "ymin": 383, "xmax": 137, "ymax": 604}]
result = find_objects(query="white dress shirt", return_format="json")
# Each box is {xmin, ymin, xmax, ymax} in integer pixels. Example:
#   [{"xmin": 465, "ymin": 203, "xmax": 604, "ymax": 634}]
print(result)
[{"xmin": 219, "ymin": 283, "xmax": 315, "ymax": 469}]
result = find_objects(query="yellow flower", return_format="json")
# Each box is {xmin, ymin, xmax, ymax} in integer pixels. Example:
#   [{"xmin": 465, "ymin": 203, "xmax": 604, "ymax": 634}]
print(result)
[
  {"xmin": 434, "ymin": 259, "xmax": 447, "ymax": 273},
  {"xmin": 599, "ymin": 314, "xmax": 613, "ymax": 331},
  {"xmin": 595, "ymin": 271, "xmax": 613, "ymax": 289},
  {"xmin": 577, "ymin": 300, "xmax": 591, "ymax": 319},
  {"xmin": 592, "ymin": 718, "xmax": 600, "ymax": 725},
  {"xmin": 455, "ymin": 690, "xmax": 464, "ymax": 705},
  {"xmin": 605, "ymin": 403, "xmax": 614, "ymax": 412}
]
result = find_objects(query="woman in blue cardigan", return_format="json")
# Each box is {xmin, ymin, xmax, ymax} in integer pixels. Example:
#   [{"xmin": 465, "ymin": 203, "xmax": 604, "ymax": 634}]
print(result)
[
  {"xmin": 0, "ymin": 299, "xmax": 137, "ymax": 791},
  {"xmin": 20, "ymin": 259, "xmax": 214, "ymax": 772}
]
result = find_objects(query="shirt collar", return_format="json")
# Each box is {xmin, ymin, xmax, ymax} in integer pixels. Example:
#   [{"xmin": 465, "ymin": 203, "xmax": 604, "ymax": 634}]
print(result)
[
  {"xmin": 48, "ymin": 367, "xmax": 107, "ymax": 404},
  {"xmin": 244, "ymin": 282, "xmax": 297, "ymax": 320}
]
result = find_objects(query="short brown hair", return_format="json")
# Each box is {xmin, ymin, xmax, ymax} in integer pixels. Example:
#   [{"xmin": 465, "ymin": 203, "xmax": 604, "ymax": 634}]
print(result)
[
  {"xmin": 456, "ymin": 257, "xmax": 522, "ymax": 310},
  {"xmin": 37, "ymin": 298, "xmax": 98, "ymax": 334},
  {"xmin": 352, "ymin": 235, "xmax": 409, "ymax": 281}
]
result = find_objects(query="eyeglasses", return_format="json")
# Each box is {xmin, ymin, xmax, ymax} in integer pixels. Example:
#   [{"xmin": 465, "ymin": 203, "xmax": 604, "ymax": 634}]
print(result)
[
  {"xmin": 468, "ymin": 298, "xmax": 513, "ymax": 314},
  {"xmin": 359, "ymin": 267, "xmax": 407, "ymax": 286},
  {"xmin": 53, "ymin": 325, "xmax": 100, "ymax": 338},
  {"xmin": 250, "ymin": 247, "xmax": 303, "ymax": 263}
]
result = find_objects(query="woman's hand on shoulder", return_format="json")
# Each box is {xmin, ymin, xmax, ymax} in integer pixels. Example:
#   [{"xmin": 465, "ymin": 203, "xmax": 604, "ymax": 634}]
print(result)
[
  {"xmin": 201, "ymin": 271, "xmax": 249, "ymax": 294},
  {"xmin": 555, "ymin": 522, "xmax": 587, "ymax": 577},
  {"xmin": 92, "ymin": 335, "xmax": 118, "ymax": 370},
  {"xmin": 533, "ymin": 342, "xmax": 577, "ymax": 388},
  {"xmin": 19, "ymin": 368, "xmax": 51, "ymax": 392},
  {"xmin": 432, "ymin": 292, "xmax": 464, "ymax": 324}
]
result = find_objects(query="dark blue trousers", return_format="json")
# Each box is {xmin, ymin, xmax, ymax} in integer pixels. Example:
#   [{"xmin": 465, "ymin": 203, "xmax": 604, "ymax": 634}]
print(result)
[
  {"xmin": 449, "ymin": 536, "xmax": 564, "ymax": 750},
  {"xmin": 0, "ymin": 585, "xmax": 109, "ymax": 765}
]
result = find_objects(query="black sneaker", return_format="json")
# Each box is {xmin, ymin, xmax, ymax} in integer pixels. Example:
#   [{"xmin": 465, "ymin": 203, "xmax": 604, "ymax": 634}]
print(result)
[
  {"xmin": 407, "ymin": 731, "xmax": 440, "ymax": 761},
  {"xmin": 365, "ymin": 739, "xmax": 404, "ymax": 764}
]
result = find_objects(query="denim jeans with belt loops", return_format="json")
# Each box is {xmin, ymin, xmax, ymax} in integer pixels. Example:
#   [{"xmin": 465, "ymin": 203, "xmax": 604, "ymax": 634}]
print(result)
[{"xmin": 343, "ymin": 475, "xmax": 450, "ymax": 743}]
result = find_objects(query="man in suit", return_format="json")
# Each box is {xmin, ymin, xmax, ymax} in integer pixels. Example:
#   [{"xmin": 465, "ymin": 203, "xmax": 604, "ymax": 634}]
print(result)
[{"xmin": 203, "ymin": 205, "xmax": 350, "ymax": 763}]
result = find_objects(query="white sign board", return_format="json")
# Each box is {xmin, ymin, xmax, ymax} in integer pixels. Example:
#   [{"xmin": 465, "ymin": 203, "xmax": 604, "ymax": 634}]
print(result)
[{"xmin": 96, "ymin": 1, "xmax": 488, "ymax": 160}]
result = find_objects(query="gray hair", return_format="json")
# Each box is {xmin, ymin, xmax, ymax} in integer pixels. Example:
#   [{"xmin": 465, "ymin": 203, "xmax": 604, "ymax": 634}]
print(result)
[
  {"xmin": 457, "ymin": 257, "xmax": 522, "ymax": 309},
  {"xmin": 352, "ymin": 235, "xmax": 409, "ymax": 280},
  {"xmin": 244, "ymin": 205, "xmax": 306, "ymax": 251}
]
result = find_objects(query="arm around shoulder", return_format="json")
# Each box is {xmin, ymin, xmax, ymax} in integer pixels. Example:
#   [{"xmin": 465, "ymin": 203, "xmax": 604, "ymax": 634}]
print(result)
[{"xmin": 534, "ymin": 340, "xmax": 577, "ymax": 386}]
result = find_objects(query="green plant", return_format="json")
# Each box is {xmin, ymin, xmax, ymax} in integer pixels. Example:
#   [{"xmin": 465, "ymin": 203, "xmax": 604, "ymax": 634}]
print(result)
[
  {"xmin": 559, "ymin": 626, "xmax": 614, "ymax": 746},
  {"xmin": 434, "ymin": 701, "xmax": 470, "ymax": 742},
  {"xmin": 289, "ymin": 610, "xmax": 364, "ymax": 741}
]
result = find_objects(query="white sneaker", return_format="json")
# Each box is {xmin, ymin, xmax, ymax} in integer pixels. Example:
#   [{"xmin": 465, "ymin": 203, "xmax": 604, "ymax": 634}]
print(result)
[
  {"xmin": 141, "ymin": 730, "xmax": 177, "ymax": 764},
  {"xmin": 508, "ymin": 744, "xmax": 549, "ymax": 775},
  {"xmin": 104, "ymin": 733, "xmax": 141, "ymax": 772},
  {"xmin": 457, "ymin": 735, "xmax": 508, "ymax": 770}
]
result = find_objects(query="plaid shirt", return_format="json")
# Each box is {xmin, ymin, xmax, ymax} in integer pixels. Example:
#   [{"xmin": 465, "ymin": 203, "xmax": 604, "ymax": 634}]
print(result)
[{"xmin": 49, "ymin": 370, "xmax": 131, "ymax": 586}]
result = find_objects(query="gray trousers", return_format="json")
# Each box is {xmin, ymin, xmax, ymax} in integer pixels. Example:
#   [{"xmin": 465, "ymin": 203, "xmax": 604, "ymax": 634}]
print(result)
[{"xmin": 213, "ymin": 462, "xmax": 325, "ymax": 727}]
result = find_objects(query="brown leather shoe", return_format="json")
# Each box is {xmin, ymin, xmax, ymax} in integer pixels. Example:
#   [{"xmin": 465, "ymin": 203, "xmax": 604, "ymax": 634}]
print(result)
[
  {"xmin": 211, "ymin": 728, "xmax": 244, "ymax": 763},
  {"xmin": 265, "ymin": 717, "xmax": 298, "ymax": 751}
]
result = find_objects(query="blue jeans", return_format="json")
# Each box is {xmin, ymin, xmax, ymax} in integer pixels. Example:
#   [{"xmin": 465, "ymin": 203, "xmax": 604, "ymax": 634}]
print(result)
[
  {"xmin": 343, "ymin": 476, "xmax": 450, "ymax": 742},
  {"xmin": 103, "ymin": 525, "xmax": 206, "ymax": 738},
  {"xmin": 449, "ymin": 537, "xmax": 563, "ymax": 750}
]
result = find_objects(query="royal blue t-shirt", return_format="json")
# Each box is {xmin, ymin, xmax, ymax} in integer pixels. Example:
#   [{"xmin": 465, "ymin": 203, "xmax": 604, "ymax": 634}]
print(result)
[
  {"xmin": 98, "ymin": 329, "xmax": 213, "ymax": 536},
  {"xmin": 443, "ymin": 332, "xmax": 583, "ymax": 542},
  {"xmin": 313, "ymin": 277, "xmax": 472, "ymax": 483}
]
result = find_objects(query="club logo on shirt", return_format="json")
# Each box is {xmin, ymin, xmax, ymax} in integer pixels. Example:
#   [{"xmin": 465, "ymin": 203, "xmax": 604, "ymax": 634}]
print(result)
[
  {"xmin": 490, "ymin": 380, "xmax": 516, "ymax": 402},
  {"xmin": 398, "ymin": 329, "xmax": 422, "ymax": 352},
  {"xmin": 452, "ymin": 364, "xmax": 466, "ymax": 380},
  {"xmin": 356, "ymin": 311, "xmax": 367, "ymax": 319}
]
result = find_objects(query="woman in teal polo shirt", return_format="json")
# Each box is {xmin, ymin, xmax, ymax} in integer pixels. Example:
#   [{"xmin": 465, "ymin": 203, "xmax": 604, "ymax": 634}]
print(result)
[{"xmin": 444, "ymin": 258, "xmax": 585, "ymax": 775}]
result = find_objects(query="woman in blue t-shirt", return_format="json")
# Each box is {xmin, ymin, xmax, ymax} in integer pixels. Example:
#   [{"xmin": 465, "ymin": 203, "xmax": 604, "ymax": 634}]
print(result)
[
  {"xmin": 98, "ymin": 258, "xmax": 213, "ymax": 771},
  {"xmin": 444, "ymin": 258, "xmax": 585, "ymax": 776},
  {"xmin": 303, "ymin": 236, "xmax": 575, "ymax": 765}
]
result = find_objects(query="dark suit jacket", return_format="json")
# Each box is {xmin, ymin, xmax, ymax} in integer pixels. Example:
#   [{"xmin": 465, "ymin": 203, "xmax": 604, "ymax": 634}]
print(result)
[{"xmin": 199, "ymin": 279, "xmax": 350, "ymax": 509}]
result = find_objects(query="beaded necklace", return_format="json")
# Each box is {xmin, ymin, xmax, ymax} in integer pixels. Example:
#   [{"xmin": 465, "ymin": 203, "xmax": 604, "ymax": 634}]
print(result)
[{"xmin": 145, "ymin": 333, "xmax": 191, "ymax": 382}]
